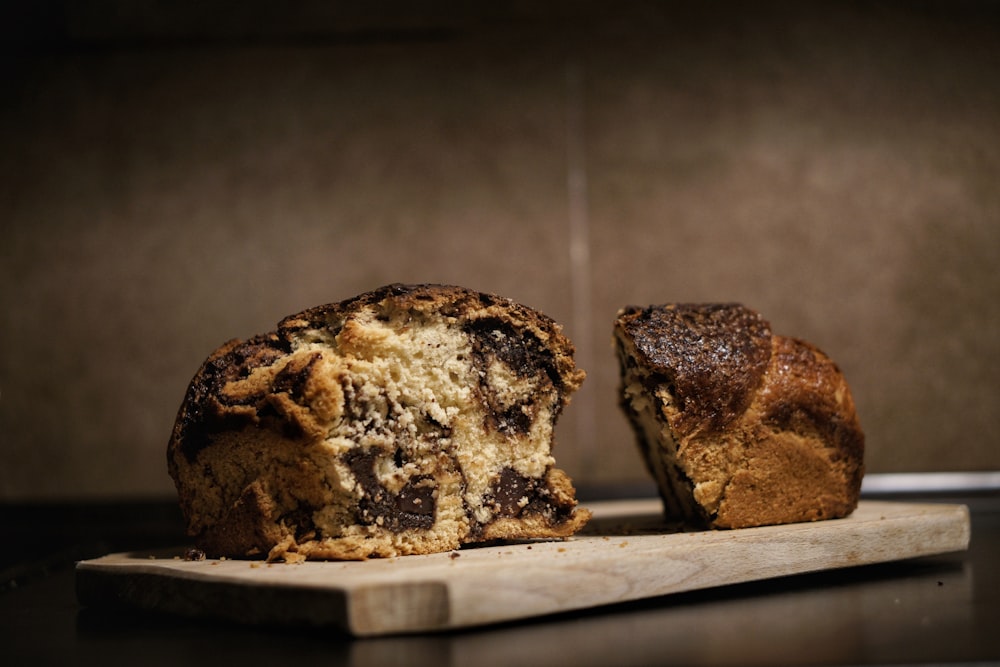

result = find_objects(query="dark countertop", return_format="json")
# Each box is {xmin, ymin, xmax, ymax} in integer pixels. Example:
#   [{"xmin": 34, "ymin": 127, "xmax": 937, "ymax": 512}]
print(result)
[{"xmin": 3, "ymin": 491, "xmax": 998, "ymax": 666}]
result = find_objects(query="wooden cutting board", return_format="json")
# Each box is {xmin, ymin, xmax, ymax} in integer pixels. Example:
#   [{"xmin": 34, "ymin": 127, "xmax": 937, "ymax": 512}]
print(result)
[{"xmin": 76, "ymin": 499, "xmax": 970, "ymax": 637}]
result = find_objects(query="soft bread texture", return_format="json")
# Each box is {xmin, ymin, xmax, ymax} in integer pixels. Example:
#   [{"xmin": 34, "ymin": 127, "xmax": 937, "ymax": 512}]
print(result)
[
  {"xmin": 614, "ymin": 303, "xmax": 864, "ymax": 529},
  {"xmin": 168, "ymin": 284, "xmax": 590, "ymax": 561}
]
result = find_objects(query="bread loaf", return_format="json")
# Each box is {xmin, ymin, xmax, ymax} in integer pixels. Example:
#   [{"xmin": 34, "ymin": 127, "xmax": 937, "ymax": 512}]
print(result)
[
  {"xmin": 614, "ymin": 303, "xmax": 864, "ymax": 529},
  {"xmin": 168, "ymin": 284, "xmax": 590, "ymax": 561}
]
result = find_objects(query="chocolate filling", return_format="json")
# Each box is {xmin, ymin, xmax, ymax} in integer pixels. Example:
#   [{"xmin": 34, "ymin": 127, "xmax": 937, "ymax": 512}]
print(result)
[
  {"xmin": 466, "ymin": 318, "xmax": 559, "ymax": 435},
  {"xmin": 271, "ymin": 352, "xmax": 322, "ymax": 398},
  {"xmin": 491, "ymin": 467, "xmax": 533, "ymax": 516},
  {"xmin": 486, "ymin": 466, "xmax": 569, "ymax": 521},
  {"xmin": 175, "ymin": 334, "xmax": 292, "ymax": 463},
  {"xmin": 466, "ymin": 318, "xmax": 561, "ymax": 388},
  {"xmin": 346, "ymin": 450, "xmax": 437, "ymax": 532}
]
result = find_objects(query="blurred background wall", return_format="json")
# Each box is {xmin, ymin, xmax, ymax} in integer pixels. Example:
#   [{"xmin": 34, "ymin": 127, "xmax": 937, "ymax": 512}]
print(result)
[{"xmin": 2, "ymin": 1, "xmax": 999, "ymax": 501}]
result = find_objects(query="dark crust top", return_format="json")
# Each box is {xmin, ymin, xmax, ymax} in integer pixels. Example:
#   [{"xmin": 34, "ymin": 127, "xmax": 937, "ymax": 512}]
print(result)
[
  {"xmin": 168, "ymin": 283, "xmax": 583, "ymax": 468},
  {"xmin": 614, "ymin": 303, "xmax": 772, "ymax": 436}
]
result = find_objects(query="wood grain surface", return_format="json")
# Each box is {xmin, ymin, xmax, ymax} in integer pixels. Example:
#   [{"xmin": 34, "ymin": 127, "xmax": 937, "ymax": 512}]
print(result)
[{"xmin": 75, "ymin": 499, "xmax": 970, "ymax": 636}]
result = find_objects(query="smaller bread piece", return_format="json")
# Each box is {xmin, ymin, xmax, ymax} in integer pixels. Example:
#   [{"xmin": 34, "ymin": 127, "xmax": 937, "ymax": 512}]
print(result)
[
  {"xmin": 614, "ymin": 303, "xmax": 864, "ymax": 529},
  {"xmin": 168, "ymin": 284, "xmax": 590, "ymax": 561}
]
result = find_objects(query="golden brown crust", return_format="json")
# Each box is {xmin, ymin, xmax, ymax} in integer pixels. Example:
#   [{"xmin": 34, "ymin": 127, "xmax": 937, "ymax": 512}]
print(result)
[
  {"xmin": 614, "ymin": 303, "xmax": 864, "ymax": 529},
  {"xmin": 168, "ymin": 284, "xmax": 589, "ymax": 560}
]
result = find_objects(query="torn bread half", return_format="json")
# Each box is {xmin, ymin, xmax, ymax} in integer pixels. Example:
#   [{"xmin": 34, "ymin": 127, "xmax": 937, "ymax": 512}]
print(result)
[{"xmin": 168, "ymin": 284, "xmax": 590, "ymax": 561}]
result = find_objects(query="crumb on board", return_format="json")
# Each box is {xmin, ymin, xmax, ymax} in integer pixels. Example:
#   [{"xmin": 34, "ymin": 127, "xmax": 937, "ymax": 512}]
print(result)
[{"xmin": 184, "ymin": 548, "xmax": 206, "ymax": 561}]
